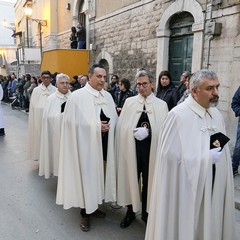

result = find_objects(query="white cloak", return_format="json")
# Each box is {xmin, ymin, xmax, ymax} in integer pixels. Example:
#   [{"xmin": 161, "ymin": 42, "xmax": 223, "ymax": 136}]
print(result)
[
  {"xmin": 27, "ymin": 83, "xmax": 56, "ymax": 160},
  {"xmin": 116, "ymin": 93, "xmax": 168, "ymax": 212},
  {"xmin": 0, "ymin": 85, "xmax": 6, "ymax": 128},
  {"xmin": 56, "ymin": 83, "xmax": 118, "ymax": 214},
  {"xmin": 145, "ymin": 95, "xmax": 235, "ymax": 240},
  {"xmin": 39, "ymin": 89, "xmax": 71, "ymax": 178}
]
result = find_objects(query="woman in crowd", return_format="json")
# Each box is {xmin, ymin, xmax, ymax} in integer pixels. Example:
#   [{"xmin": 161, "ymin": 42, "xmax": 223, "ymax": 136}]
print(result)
[
  {"xmin": 116, "ymin": 78, "xmax": 133, "ymax": 115},
  {"xmin": 70, "ymin": 26, "xmax": 77, "ymax": 49},
  {"xmin": 156, "ymin": 70, "xmax": 180, "ymax": 110}
]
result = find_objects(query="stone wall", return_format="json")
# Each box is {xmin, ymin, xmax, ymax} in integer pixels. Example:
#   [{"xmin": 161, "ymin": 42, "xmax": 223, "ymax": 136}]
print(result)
[{"xmin": 88, "ymin": 0, "xmax": 240, "ymax": 150}]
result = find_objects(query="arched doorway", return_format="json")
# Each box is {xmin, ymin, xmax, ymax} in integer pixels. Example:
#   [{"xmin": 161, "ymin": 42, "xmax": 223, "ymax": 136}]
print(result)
[
  {"xmin": 78, "ymin": 0, "xmax": 86, "ymax": 28},
  {"xmin": 156, "ymin": 0, "xmax": 204, "ymax": 80},
  {"xmin": 168, "ymin": 12, "xmax": 194, "ymax": 84}
]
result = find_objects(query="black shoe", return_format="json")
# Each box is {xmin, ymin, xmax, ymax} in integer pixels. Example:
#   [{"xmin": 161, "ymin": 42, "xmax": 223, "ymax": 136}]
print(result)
[
  {"xmin": 120, "ymin": 212, "xmax": 135, "ymax": 228},
  {"xmin": 0, "ymin": 128, "xmax": 5, "ymax": 137},
  {"xmin": 233, "ymin": 169, "xmax": 239, "ymax": 177},
  {"xmin": 141, "ymin": 215, "xmax": 148, "ymax": 224}
]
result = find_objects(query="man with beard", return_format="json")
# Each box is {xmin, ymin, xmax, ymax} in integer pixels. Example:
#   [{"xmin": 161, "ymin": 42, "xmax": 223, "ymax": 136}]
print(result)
[{"xmin": 145, "ymin": 69, "xmax": 235, "ymax": 240}]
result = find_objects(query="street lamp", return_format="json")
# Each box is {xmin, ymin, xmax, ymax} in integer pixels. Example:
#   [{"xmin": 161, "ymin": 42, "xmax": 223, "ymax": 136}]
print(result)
[{"xmin": 24, "ymin": 3, "xmax": 47, "ymax": 58}]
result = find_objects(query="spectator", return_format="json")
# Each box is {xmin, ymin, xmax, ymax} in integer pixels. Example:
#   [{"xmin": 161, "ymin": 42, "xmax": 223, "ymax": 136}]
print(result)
[
  {"xmin": 231, "ymin": 86, "xmax": 240, "ymax": 176},
  {"xmin": 178, "ymin": 70, "xmax": 191, "ymax": 96},
  {"xmin": 156, "ymin": 70, "xmax": 181, "ymax": 110},
  {"xmin": 76, "ymin": 23, "xmax": 86, "ymax": 49},
  {"xmin": 1, "ymin": 76, "xmax": 9, "ymax": 102},
  {"xmin": 116, "ymin": 70, "xmax": 168, "ymax": 228},
  {"xmin": 10, "ymin": 73, "xmax": 18, "ymax": 97},
  {"xmin": 109, "ymin": 74, "xmax": 120, "ymax": 103},
  {"xmin": 0, "ymin": 84, "xmax": 6, "ymax": 136},
  {"xmin": 27, "ymin": 76, "xmax": 38, "ymax": 101},
  {"xmin": 39, "ymin": 73, "xmax": 71, "ymax": 178},
  {"xmin": 177, "ymin": 73, "xmax": 192, "ymax": 104},
  {"xmin": 23, "ymin": 74, "xmax": 31, "ymax": 112},
  {"xmin": 69, "ymin": 75, "xmax": 78, "ymax": 91},
  {"xmin": 17, "ymin": 75, "xmax": 26, "ymax": 109},
  {"xmin": 70, "ymin": 26, "xmax": 77, "ymax": 49},
  {"xmin": 80, "ymin": 75, "xmax": 88, "ymax": 88},
  {"xmin": 56, "ymin": 64, "xmax": 118, "ymax": 232},
  {"xmin": 145, "ymin": 69, "xmax": 235, "ymax": 240},
  {"xmin": 27, "ymin": 70, "xmax": 57, "ymax": 161},
  {"xmin": 116, "ymin": 78, "xmax": 133, "ymax": 115}
]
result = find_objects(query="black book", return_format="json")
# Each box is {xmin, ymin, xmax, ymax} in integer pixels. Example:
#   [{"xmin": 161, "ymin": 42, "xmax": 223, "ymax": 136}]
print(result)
[
  {"xmin": 100, "ymin": 109, "xmax": 110, "ymax": 123},
  {"xmin": 210, "ymin": 132, "xmax": 230, "ymax": 151}
]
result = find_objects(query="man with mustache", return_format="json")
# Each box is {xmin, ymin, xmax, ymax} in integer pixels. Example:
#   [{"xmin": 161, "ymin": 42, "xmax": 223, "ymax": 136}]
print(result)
[{"xmin": 145, "ymin": 69, "xmax": 235, "ymax": 240}]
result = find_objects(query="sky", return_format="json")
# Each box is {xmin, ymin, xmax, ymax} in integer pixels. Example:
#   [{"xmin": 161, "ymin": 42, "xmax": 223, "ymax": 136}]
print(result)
[
  {"xmin": 0, "ymin": 0, "xmax": 17, "ymax": 3},
  {"xmin": 0, "ymin": 0, "xmax": 16, "ymax": 46}
]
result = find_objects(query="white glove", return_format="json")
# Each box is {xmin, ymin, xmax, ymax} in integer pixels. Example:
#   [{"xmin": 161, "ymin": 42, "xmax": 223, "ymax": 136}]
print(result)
[
  {"xmin": 133, "ymin": 127, "xmax": 149, "ymax": 141},
  {"xmin": 210, "ymin": 147, "xmax": 222, "ymax": 164}
]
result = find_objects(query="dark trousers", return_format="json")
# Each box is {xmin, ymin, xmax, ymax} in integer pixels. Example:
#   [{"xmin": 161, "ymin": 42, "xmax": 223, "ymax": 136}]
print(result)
[
  {"xmin": 232, "ymin": 120, "xmax": 240, "ymax": 172},
  {"xmin": 80, "ymin": 208, "xmax": 89, "ymax": 218},
  {"xmin": 136, "ymin": 137, "xmax": 151, "ymax": 219},
  {"xmin": 127, "ymin": 138, "xmax": 151, "ymax": 219}
]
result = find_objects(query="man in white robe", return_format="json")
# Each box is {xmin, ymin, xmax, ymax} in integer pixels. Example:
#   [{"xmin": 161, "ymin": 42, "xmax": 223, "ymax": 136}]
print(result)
[
  {"xmin": 145, "ymin": 69, "xmax": 235, "ymax": 240},
  {"xmin": 116, "ymin": 70, "xmax": 168, "ymax": 228},
  {"xmin": 0, "ymin": 84, "xmax": 6, "ymax": 137},
  {"xmin": 39, "ymin": 73, "xmax": 71, "ymax": 178},
  {"xmin": 27, "ymin": 71, "xmax": 56, "ymax": 161},
  {"xmin": 56, "ymin": 64, "xmax": 118, "ymax": 232}
]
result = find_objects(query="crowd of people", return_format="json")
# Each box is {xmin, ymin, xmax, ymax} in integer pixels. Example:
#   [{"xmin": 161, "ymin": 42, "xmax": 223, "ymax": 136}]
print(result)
[{"xmin": 0, "ymin": 65, "xmax": 238, "ymax": 239}]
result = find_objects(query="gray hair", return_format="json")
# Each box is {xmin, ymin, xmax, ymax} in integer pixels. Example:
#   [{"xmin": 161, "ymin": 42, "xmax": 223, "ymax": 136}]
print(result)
[
  {"xmin": 135, "ymin": 69, "xmax": 154, "ymax": 82},
  {"xmin": 190, "ymin": 69, "xmax": 218, "ymax": 91},
  {"xmin": 56, "ymin": 73, "xmax": 70, "ymax": 84}
]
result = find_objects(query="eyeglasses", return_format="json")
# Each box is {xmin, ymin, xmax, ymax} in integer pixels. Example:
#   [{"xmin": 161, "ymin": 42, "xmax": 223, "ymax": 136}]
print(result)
[{"xmin": 136, "ymin": 82, "xmax": 150, "ymax": 88}]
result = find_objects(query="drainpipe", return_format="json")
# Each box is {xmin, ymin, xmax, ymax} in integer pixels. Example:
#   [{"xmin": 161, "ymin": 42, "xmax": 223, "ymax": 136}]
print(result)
[
  {"xmin": 201, "ymin": 0, "xmax": 208, "ymax": 69},
  {"xmin": 206, "ymin": 35, "xmax": 214, "ymax": 69},
  {"xmin": 206, "ymin": 0, "xmax": 214, "ymax": 69}
]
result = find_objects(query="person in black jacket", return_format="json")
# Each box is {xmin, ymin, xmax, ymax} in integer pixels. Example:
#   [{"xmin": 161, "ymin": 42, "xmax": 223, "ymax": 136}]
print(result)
[
  {"xmin": 76, "ymin": 23, "xmax": 86, "ymax": 49},
  {"xmin": 116, "ymin": 78, "xmax": 133, "ymax": 115},
  {"xmin": 231, "ymin": 86, "xmax": 240, "ymax": 176},
  {"xmin": 70, "ymin": 26, "xmax": 77, "ymax": 49},
  {"xmin": 156, "ymin": 70, "xmax": 180, "ymax": 111}
]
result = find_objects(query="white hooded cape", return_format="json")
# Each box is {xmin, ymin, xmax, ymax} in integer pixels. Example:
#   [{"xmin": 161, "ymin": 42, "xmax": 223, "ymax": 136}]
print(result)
[
  {"xmin": 0, "ymin": 85, "xmax": 6, "ymax": 129},
  {"xmin": 27, "ymin": 83, "xmax": 56, "ymax": 160},
  {"xmin": 145, "ymin": 95, "xmax": 235, "ymax": 240},
  {"xmin": 56, "ymin": 83, "xmax": 118, "ymax": 214},
  {"xmin": 116, "ymin": 93, "xmax": 168, "ymax": 212},
  {"xmin": 39, "ymin": 89, "xmax": 71, "ymax": 178}
]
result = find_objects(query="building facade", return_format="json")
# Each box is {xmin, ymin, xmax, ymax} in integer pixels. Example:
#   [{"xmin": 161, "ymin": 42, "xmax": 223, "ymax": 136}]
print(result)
[{"xmin": 14, "ymin": 0, "xmax": 240, "ymax": 149}]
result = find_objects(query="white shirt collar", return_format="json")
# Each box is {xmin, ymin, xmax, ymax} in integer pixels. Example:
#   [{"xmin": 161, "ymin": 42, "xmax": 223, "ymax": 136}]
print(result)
[
  {"xmin": 185, "ymin": 95, "xmax": 214, "ymax": 118},
  {"xmin": 137, "ymin": 92, "xmax": 155, "ymax": 104},
  {"xmin": 85, "ymin": 82, "xmax": 105, "ymax": 97},
  {"xmin": 40, "ymin": 83, "xmax": 54, "ymax": 91},
  {"xmin": 55, "ymin": 89, "xmax": 71, "ymax": 99}
]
